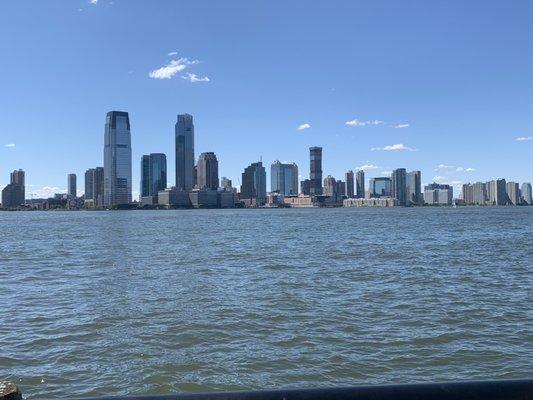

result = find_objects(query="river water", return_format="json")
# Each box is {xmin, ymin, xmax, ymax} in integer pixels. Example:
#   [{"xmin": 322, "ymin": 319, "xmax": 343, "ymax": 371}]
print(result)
[{"xmin": 1, "ymin": 207, "xmax": 532, "ymax": 399}]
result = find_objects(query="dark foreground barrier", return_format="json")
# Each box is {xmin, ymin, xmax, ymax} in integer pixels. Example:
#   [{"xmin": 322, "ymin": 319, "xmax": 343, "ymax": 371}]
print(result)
[{"xmin": 1, "ymin": 379, "xmax": 532, "ymax": 400}]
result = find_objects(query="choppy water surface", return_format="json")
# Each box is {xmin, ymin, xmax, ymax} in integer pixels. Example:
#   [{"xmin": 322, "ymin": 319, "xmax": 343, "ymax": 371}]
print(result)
[{"xmin": 1, "ymin": 207, "xmax": 532, "ymax": 399}]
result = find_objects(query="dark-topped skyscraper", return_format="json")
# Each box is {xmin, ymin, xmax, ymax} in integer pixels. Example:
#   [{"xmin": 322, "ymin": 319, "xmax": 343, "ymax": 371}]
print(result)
[
  {"xmin": 104, "ymin": 111, "xmax": 132, "ymax": 206},
  {"xmin": 85, "ymin": 169, "xmax": 95, "ymax": 200},
  {"xmin": 356, "ymin": 170, "xmax": 365, "ymax": 198},
  {"xmin": 241, "ymin": 161, "xmax": 266, "ymax": 206},
  {"xmin": 196, "ymin": 152, "xmax": 219, "ymax": 190},
  {"xmin": 345, "ymin": 170, "xmax": 354, "ymax": 198},
  {"xmin": 68, "ymin": 173, "xmax": 77, "ymax": 198},
  {"xmin": 140, "ymin": 153, "xmax": 167, "ymax": 198},
  {"xmin": 309, "ymin": 146, "xmax": 323, "ymax": 196},
  {"xmin": 1, "ymin": 169, "xmax": 25, "ymax": 208},
  {"xmin": 391, "ymin": 168, "xmax": 407, "ymax": 206},
  {"xmin": 175, "ymin": 114, "xmax": 195, "ymax": 190}
]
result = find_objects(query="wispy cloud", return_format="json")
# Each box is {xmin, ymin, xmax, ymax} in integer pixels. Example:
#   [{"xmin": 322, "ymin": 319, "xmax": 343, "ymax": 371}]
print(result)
[
  {"xmin": 371, "ymin": 143, "xmax": 416, "ymax": 151},
  {"xmin": 465, "ymin": 167, "xmax": 476, "ymax": 172},
  {"xmin": 297, "ymin": 123, "xmax": 311, "ymax": 131},
  {"xmin": 515, "ymin": 136, "xmax": 532, "ymax": 141},
  {"xmin": 4, "ymin": 143, "xmax": 15, "ymax": 148},
  {"xmin": 148, "ymin": 57, "xmax": 199, "ymax": 80},
  {"xmin": 168, "ymin": 51, "xmax": 178, "ymax": 56},
  {"xmin": 394, "ymin": 123, "xmax": 409, "ymax": 129},
  {"xmin": 346, "ymin": 119, "xmax": 384, "ymax": 127},
  {"xmin": 356, "ymin": 164, "xmax": 379, "ymax": 171},
  {"xmin": 182, "ymin": 73, "xmax": 210, "ymax": 83},
  {"xmin": 433, "ymin": 176, "xmax": 446, "ymax": 182},
  {"xmin": 437, "ymin": 164, "xmax": 454, "ymax": 169},
  {"xmin": 89, "ymin": 0, "xmax": 98, "ymax": 4}
]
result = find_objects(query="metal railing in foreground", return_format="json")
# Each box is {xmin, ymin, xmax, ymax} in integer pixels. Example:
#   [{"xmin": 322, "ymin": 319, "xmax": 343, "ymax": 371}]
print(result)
[{"xmin": 2, "ymin": 379, "xmax": 532, "ymax": 400}]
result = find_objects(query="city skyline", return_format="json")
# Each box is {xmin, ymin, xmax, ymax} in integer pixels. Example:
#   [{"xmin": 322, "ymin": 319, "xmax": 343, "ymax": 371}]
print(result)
[{"xmin": 1, "ymin": 2, "xmax": 533, "ymax": 198}]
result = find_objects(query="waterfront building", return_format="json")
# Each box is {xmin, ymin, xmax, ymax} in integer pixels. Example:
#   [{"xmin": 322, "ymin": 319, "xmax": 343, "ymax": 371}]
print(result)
[
  {"xmin": 189, "ymin": 188, "xmax": 218, "ymax": 208},
  {"xmin": 196, "ymin": 152, "xmax": 219, "ymax": 190},
  {"xmin": 487, "ymin": 179, "xmax": 507, "ymax": 205},
  {"xmin": 104, "ymin": 111, "xmax": 132, "ymax": 206},
  {"xmin": 1, "ymin": 169, "xmax": 25, "ymax": 208},
  {"xmin": 345, "ymin": 170, "xmax": 354, "ymax": 198},
  {"xmin": 369, "ymin": 177, "xmax": 391, "ymax": 198},
  {"xmin": 462, "ymin": 183, "xmax": 474, "ymax": 204},
  {"xmin": 68, "ymin": 173, "xmax": 77, "ymax": 198},
  {"xmin": 241, "ymin": 161, "xmax": 267, "ymax": 206},
  {"xmin": 309, "ymin": 146, "xmax": 323, "ymax": 196},
  {"xmin": 407, "ymin": 170, "xmax": 422, "ymax": 205},
  {"xmin": 175, "ymin": 113, "xmax": 195, "ymax": 190},
  {"xmin": 473, "ymin": 182, "xmax": 487, "ymax": 205},
  {"xmin": 521, "ymin": 182, "xmax": 532, "ymax": 205},
  {"xmin": 336, "ymin": 180, "xmax": 346, "ymax": 197},
  {"xmin": 424, "ymin": 183, "xmax": 453, "ymax": 205},
  {"xmin": 343, "ymin": 197, "xmax": 398, "ymax": 207},
  {"xmin": 85, "ymin": 169, "xmax": 95, "ymax": 200},
  {"xmin": 93, "ymin": 167, "xmax": 104, "ymax": 207},
  {"xmin": 271, "ymin": 161, "xmax": 299, "ymax": 195},
  {"xmin": 356, "ymin": 170, "xmax": 365, "ymax": 198},
  {"xmin": 323, "ymin": 175, "xmax": 337, "ymax": 197},
  {"xmin": 221, "ymin": 176, "xmax": 232, "ymax": 189},
  {"xmin": 157, "ymin": 187, "xmax": 191, "ymax": 208},
  {"xmin": 391, "ymin": 168, "xmax": 407, "ymax": 206},
  {"xmin": 11, "ymin": 169, "xmax": 25, "ymax": 202},
  {"xmin": 140, "ymin": 153, "xmax": 167, "ymax": 198},
  {"xmin": 506, "ymin": 181, "xmax": 520, "ymax": 205}
]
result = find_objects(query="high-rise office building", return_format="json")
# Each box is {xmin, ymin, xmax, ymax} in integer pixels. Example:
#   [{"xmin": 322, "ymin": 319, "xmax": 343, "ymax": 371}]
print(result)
[
  {"xmin": 369, "ymin": 177, "xmax": 391, "ymax": 198},
  {"xmin": 104, "ymin": 111, "xmax": 132, "ymax": 206},
  {"xmin": 356, "ymin": 170, "xmax": 365, "ymax": 198},
  {"xmin": 521, "ymin": 182, "xmax": 532, "ymax": 205},
  {"xmin": 462, "ymin": 183, "xmax": 474, "ymax": 204},
  {"xmin": 336, "ymin": 180, "xmax": 346, "ymax": 197},
  {"xmin": 407, "ymin": 170, "xmax": 422, "ymax": 205},
  {"xmin": 175, "ymin": 114, "xmax": 195, "ymax": 190},
  {"xmin": 345, "ymin": 170, "xmax": 354, "ymax": 198},
  {"xmin": 506, "ymin": 181, "xmax": 520, "ymax": 205},
  {"xmin": 141, "ymin": 153, "xmax": 167, "ymax": 198},
  {"xmin": 472, "ymin": 182, "xmax": 487, "ymax": 205},
  {"xmin": 221, "ymin": 177, "xmax": 232, "ymax": 189},
  {"xmin": 1, "ymin": 169, "xmax": 25, "ymax": 208},
  {"xmin": 241, "ymin": 161, "xmax": 266, "ymax": 206},
  {"xmin": 271, "ymin": 161, "xmax": 299, "ymax": 195},
  {"xmin": 309, "ymin": 146, "xmax": 323, "ymax": 196},
  {"xmin": 85, "ymin": 169, "xmax": 95, "ymax": 200},
  {"xmin": 391, "ymin": 168, "xmax": 407, "ymax": 206},
  {"xmin": 487, "ymin": 179, "xmax": 506, "ymax": 205},
  {"xmin": 323, "ymin": 175, "xmax": 337, "ymax": 197},
  {"xmin": 93, "ymin": 167, "xmax": 104, "ymax": 207},
  {"xmin": 197, "ymin": 152, "xmax": 219, "ymax": 190},
  {"xmin": 424, "ymin": 183, "xmax": 453, "ymax": 205},
  {"xmin": 68, "ymin": 173, "xmax": 77, "ymax": 198}
]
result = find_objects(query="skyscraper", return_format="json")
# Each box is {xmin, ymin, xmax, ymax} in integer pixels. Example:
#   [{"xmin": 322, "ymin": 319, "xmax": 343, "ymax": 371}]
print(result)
[
  {"xmin": 309, "ymin": 146, "xmax": 323, "ymax": 196},
  {"xmin": 391, "ymin": 168, "xmax": 407, "ymax": 206},
  {"xmin": 141, "ymin": 153, "xmax": 167, "ymax": 198},
  {"xmin": 369, "ymin": 177, "xmax": 391, "ymax": 198},
  {"xmin": 68, "ymin": 173, "xmax": 77, "ymax": 198},
  {"xmin": 1, "ymin": 169, "xmax": 25, "ymax": 208},
  {"xmin": 10, "ymin": 169, "xmax": 25, "ymax": 202},
  {"xmin": 462, "ymin": 183, "xmax": 474, "ymax": 204},
  {"xmin": 506, "ymin": 181, "xmax": 520, "ymax": 205},
  {"xmin": 424, "ymin": 183, "xmax": 453, "ymax": 205},
  {"xmin": 85, "ymin": 169, "xmax": 95, "ymax": 200},
  {"xmin": 323, "ymin": 175, "xmax": 337, "ymax": 197},
  {"xmin": 345, "ymin": 170, "xmax": 354, "ymax": 198},
  {"xmin": 271, "ymin": 161, "xmax": 299, "ymax": 195},
  {"xmin": 175, "ymin": 114, "xmax": 195, "ymax": 190},
  {"xmin": 521, "ymin": 182, "xmax": 532, "ymax": 205},
  {"xmin": 356, "ymin": 170, "xmax": 365, "ymax": 198},
  {"xmin": 93, "ymin": 167, "xmax": 104, "ymax": 207},
  {"xmin": 197, "ymin": 152, "xmax": 219, "ymax": 190},
  {"xmin": 487, "ymin": 179, "xmax": 506, "ymax": 205},
  {"xmin": 104, "ymin": 111, "xmax": 132, "ymax": 206},
  {"xmin": 241, "ymin": 161, "xmax": 266, "ymax": 206},
  {"xmin": 407, "ymin": 170, "xmax": 422, "ymax": 205},
  {"xmin": 472, "ymin": 182, "xmax": 487, "ymax": 205}
]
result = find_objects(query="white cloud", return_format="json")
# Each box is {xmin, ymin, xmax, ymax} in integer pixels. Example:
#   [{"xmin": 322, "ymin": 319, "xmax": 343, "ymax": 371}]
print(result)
[
  {"xmin": 4, "ymin": 143, "xmax": 15, "ymax": 148},
  {"xmin": 297, "ymin": 123, "xmax": 311, "ymax": 131},
  {"xmin": 437, "ymin": 164, "xmax": 454, "ymax": 169},
  {"xmin": 371, "ymin": 143, "xmax": 416, "ymax": 151},
  {"xmin": 356, "ymin": 164, "xmax": 379, "ymax": 171},
  {"xmin": 394, "ymin": 123, "xmax": 409, "ymax": 129},
  {"xmin": 516, "ymin": 136, "xmax": 532, "ymax": 141},
  {"xmin": 465, "ymin": 167, "xmax": 476, "ymax": 172},
  {"xmin": 456, "ymin": 167, "xmax": 464, "ymax": 172},
  {"xmin": 181, "ymin": 73, "xmax": 210, "ymax": 83},
  {"xmin": 28, "ymin": 186, "xmax": 64, "ymax": 199},
  {"xmin": 148, "ymin": 57, "xmax": 199, "ymax": 79},
  {"xmin": 89, "ymin": 0, "xmax": 98, "ymax": 4},
  {"xmin": 168, "ymin": 51, "xmax": 178, "ymax": 56},
  {"xmin": 345, "ymin": 119, "xmax": 384, "ymax": 127}
]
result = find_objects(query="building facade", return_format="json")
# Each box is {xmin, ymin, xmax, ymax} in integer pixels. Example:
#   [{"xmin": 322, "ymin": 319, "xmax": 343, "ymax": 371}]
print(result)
[
  {"xmin": 369, "ymin": 177, "xmax": 391, "ymax": 198},
  {"xmin": 345, "ymin": 170, "xmax": 354, "ymax": 198},
  {"xmin": 196, "ymin": 152, "xmax": 219, "ymax": 190},
  {"xmin": 141, "ymin": 153, "xmax": 167, "ymax": 198},
  {"xmin": 309, "ymin": 146, "xmax": 323, "ymax": 196},
  {"xmin": 506, "ymin": 181, "xmax": 520, "ymax": 205},
  {"xmin": 407, "ymin": 170, "xmax": 422, "ymax": 205},
  {"xmin": 271, "ymin": 161, "xmax": 298, "ymax": 195},
  {"xmin": 68, "ymin": 173, "xmax": 77, "ymax": 198},
  {"xmin": 175, "ymin": 113, "xmax": 195, "ymax": 191},
  {"xmin": 356, "ymin": 170, "xmax": 365, "ymax": 198},
  {"xmin": 424, "ymin": 183, "xmax": 453, "ymax": 205},
  {"xmin": 85, "ymin": 169, "xmax": 95, "ymax": 200},
  {"xmin": 391, "ymin": 168, "xmax": 407, "ymax": 206},
  {"xmin": 1, "ymin": 169, "xmax": 25, "ymax": 208},
  {"xmin": 221, "ymin": 177, "xmax": 233, "ymax": 189},
  {"xmin": 104, "ymin": 111, "xmax": 132, "ymax": 206},
  {"xmin": 487, "ymin": 179, "xmax": 507, "ymax": 205},
  {"xmin": 241, "ymin": 161, "xmax": 267, "ymax": 206},
  {"xmin": 521, "ymin": 182, "xmax": 532, "ymax": 205}
]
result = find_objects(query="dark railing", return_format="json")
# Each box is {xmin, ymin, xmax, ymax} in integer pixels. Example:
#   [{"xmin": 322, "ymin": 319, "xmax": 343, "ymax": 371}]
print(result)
[{"xmin": 2, "ymin": 379, "xmax": 532, "ymax": 400}]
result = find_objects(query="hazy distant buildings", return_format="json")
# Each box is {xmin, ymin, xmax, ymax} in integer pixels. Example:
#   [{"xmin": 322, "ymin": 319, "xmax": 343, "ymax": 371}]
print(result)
[
  {"xmin": 271, "ymin": 161, "xmax": 298, "ymax": 195},
  {"xmin": 68, "ymin": 173, "xmax": 77, "ymax": 198},
  {"xmin": 424, "ymin": 183, "xmax": 453, "ymax": 205},
  {"xmin": 506, "ymin": 181, "xmax": 520, "ymax": 205},
  {"xmin": 369, "ymin": 177, "xmax": 391, "ymax": 198},
  {"xmin": 241, "ymin": 161, "xmax": 266, "ymax": 206},
  {"xmin": 196, "ymin": 152, "xmax": 219, "ymax": 190},
  {"xmin": 344, "ymin": 197, "xmax": 397, "ymax": 207},
  {"xmin": 391, "ymin": 168, "xmax": 407, "ymax": 206},
  {"xmin": 356, "ymin": 170, "xmax": 365, "ymax": 198},
  {"xmin": 345, "ymin": 170, "xmax": 354, "ymax": 198},
  {"xmin": 407, "ymin": 170, "xmax": 422, "ymax": 205},
  {"xmin": 220, "ymin": 176, "xmax": 233, "ymax": 189},
  {"xmin": 1, "ymin": 169, "xmax": 25, "ymax": 208},
  {"xmin": 140, "ymin": 153, "xmax": 167, "ymax": 198},
  {"xmin": 472, "ymin": 182, "xmax": 487, "ymax": 205},
  {"xmin": 175, "ymin": 114, "xmax": 195, "ymax": 190},
  {"xmin": 309, "ymin": 147, "xmax": 323, "ymax": 196},
  {"xmin": 522, "ymin": 182, "xmax": 532, "ymax": 205},
  {"xmin": 104, "ymin": 111, "xmax": 132, "ymax": 206}
]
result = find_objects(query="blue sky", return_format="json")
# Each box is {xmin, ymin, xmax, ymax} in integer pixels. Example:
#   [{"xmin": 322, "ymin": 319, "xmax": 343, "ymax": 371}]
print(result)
[{"xmin": 0, "ymin": 0, "xmax": 532, "ymax": 199}]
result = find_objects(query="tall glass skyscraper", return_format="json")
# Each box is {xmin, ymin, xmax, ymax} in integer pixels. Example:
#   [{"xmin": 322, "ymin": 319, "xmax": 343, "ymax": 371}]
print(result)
[
  {"xmin": 104, "ymin": 111, "xmax": 132, "ymax": 206},
  {"xmin": 369, "ymin": 177, "xmax": 391, "ymax": 198},
  {"xmin": 345, "ymin": 170, "xmax": 354, "ymax": 198},
  {"xmin": 406, "ymin": 170, "xmax": 422, "ymax": 205},
  {"xmin": 391, "ymin": 168, "xmax": 407, "ymax": 206},
  {"xmin": 68, "ymin": 173, "xmax": 77, "ymax": 198},
  {"xmin": 141, "ymin": 153, "xmax": 167, "ymax": 198},
  {"xmin": 241, "ymin": 161, "xmax": 267, "ymax": 206},
  {"xmin": 175, "ymin": 114, "xmax": 195, "ymax": 190},
  {"xmin": 309, "ymin": 146, "xmax": 323, "ymax": 196},
  {"xmin": 356, "ymin": 170, "xmax": 365, "ymax": 198},
  {"xmin": 271, "ymin": 161, "xmax": 298, "ymax": 195}
]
